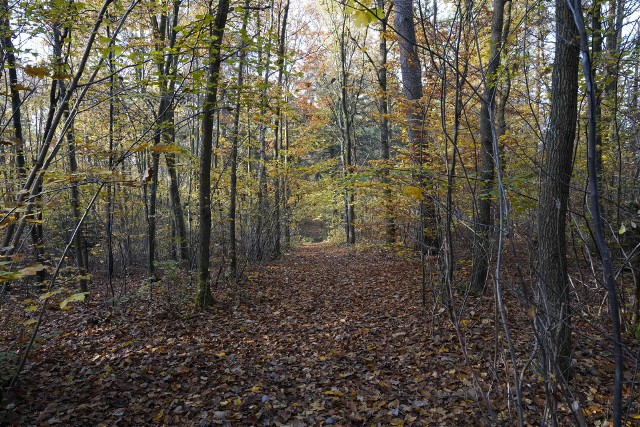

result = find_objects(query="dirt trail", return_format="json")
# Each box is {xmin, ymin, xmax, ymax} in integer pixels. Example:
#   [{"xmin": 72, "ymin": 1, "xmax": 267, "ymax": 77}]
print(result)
[{"xmin": 5, "ymin": 244, "xmax": 495, "ymax": 426}]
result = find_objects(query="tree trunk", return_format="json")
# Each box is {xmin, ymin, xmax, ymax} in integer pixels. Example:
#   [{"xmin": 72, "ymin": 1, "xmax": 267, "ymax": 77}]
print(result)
[
  {"xmin": 229, "ymin": 1, "xmax": 250, "ymax": 279},
  {"xmin": 570, "ymin": 0, "xmax": 624, "ymax": 421},
  {"xmin": 0, "ymin": 0, "xmax": 27, "ymax": 256},
  {"xmin": 537, "ymin": 0, "xmax": 579, "ymax": 377},
  {"xmin": 394, "ymin": 0, "xmax": 434, "ymax": 252},
  {"xmin": 254, "ymin": 0, "xmax": 274, "ymax": 261},
  {"xmin": 106, "ymin": 25, "xmax": 116, "ymax": 294},
  {"xmin": 56, "ymin": 23, "xmax": 89, "ymax": 293},
  {"xmin": 469, "ymin": 0, "xmax": 506, "ymax": 293},
  {"xmin": 378, "ymin": 0, "xmax": 395, "ymax": 244},
  {"xmin": 160, "ymin": 0, "xmax": 189, "ymax": 266},
  {"xmin": 592, "ymin": 0, "xmax": 604, "ymax": 185},
  {"xmin": 339, "ymin": 13, "xmax": 356, "ymax": 245},
  {"xmin": 196, "ymin": 0, "xmax": 230, "ymax": 308},
  {"xmin": 272, "ymin": 0, "xmax": 290, "ymax": 258}
]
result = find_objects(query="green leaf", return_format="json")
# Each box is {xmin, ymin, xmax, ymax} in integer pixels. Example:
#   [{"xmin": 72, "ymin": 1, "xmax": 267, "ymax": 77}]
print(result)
[
  {"xmin": 39, "ymin": 289, "xmax": 61, "ymax": 300},
  {"xmin": 619, "ymin": 224, "xmax": 626, "ymax": 235},
  {"xmin": 60, "ymin": 292, "xmax": 89, "ymax": 310},
  {"xmin": 0, "ymin": 270, "xmax": 23, "ymax": 282}
]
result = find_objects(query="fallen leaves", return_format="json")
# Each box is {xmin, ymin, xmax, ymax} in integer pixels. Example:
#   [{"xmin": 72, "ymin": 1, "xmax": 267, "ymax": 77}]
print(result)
[{"xmin": 1, "ymin": 244, "xmax": 638, "ymax": 426}]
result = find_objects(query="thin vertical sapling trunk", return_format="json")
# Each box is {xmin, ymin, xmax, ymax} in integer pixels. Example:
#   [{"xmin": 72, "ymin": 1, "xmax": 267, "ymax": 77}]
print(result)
[
  {"xmin": 55, "ymin": 26, "xmax": 89, "ymax": 293},
  {"xmin": 106, "ymin": 24, "xmax": 116, "ymax": 298},
  {"xmin": 568, "ymin": 0, "xmax": 623, "ymax": 423},
  {"xmin": 469, "ymin": 0, "xmax": 506, "ymax": 294},
  {"xmin": 338, "ymin": 12, "xmax": 356, "ymax": 245},
  {"xmin": 0, "ymin": 0, "xmax": 27, "ymax": 257},
  {"xmin": 377, "ymin": 0, "xmax": 395, "ymax": 244},
  {"xmin": 272, "ymin": 0, "xmax": 290, "ymax": 258},
  {"xmin": 254, "ymin": 0, "xmax": 274, "ymax": 261},
  {"xmin": 228, "ymin": 0, "xmax": 250, "ymax": 279}
]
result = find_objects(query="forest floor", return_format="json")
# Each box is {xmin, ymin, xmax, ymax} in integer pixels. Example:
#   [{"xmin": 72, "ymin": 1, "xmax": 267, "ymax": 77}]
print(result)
[{"xmin": 1, "ymin": 244, "xmax": 639, "ymax": 426}]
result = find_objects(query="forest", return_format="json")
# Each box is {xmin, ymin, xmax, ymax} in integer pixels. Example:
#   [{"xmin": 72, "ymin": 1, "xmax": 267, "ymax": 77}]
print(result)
[{"xmin": 1, "ymin": 0, "xmax": 640, "ymax": 424}]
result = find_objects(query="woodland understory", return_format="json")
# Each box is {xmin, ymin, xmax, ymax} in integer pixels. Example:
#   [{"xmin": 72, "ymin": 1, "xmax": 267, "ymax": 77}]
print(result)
[{"xmin": 1, "ymin": 244, "xmax": 639, "ymax": 426}]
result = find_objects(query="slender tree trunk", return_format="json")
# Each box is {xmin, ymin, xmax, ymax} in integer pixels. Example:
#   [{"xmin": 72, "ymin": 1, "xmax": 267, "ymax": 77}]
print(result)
[
  {"xmin": 394, "ymin": 0, "xmax": 434, "ymax": 252},
  {"xmin": 272, "ymin": 0, "xmax": 290, "ymax": 258},
  {"xmin": 229, "ymin": 0, "xmax": 249, "ymax": 279},
  {"xmin": 64, "ymin": 107, "xmax": 88, "ymax": 292},
  {"xmin": 592, "ymin": 0, "xmax": 604, "ymax": 185},
  {"xmin": 537, "ymin": 0, "xmax": 579, "ymax": 377},
  {"xmin": 106, "ymin": 25, "xmax": 115, "ymax": 293},
  {"xmin": 165, "ymin": 138, "xmax": 189, "ymax": 264},
  {"xmin": 255, "ymin": 1, "xmax": 274, "ymax": 261},
  {"xmin": 338, "ymin": 14, "xmax": 356, "ymax": 245},
  {"xmin": 606, "ymin": 0, "xmax": 624, "ymax": 227},
  {"xmin": 30, "ymin": 55, "xmax": 62, "ymax": 284},
  {"xmin": 495, "ymin": 1, "xmax": 511, "ymax": 171},
  {"xmin": 283, "ymin": 113, "xmax": 291, "ymax": 247},
  {"xmin": 147, "ymin": 9, "xmax": 168, "ymax": 281},
  {"xmin": 569, "ymin": 0, "xmax": 624, "ymax": 422},
  {"xmin": 378, "ymin": 0, "xmax": 394, "ymax": 244},
  {"xmin": 469, "ymin": 0, "xmax": 506, "ymax": 293},
  {"xmin": 0, "ymin": 0, "xmax": 26, "ymax": 255},
  {"xmin": 56, "ymin": 24, "xmax": 89, "ymax": 293},
  {"xmin": 160, "ymin": 0, "xmax": 189, "ymax": 266},
  {"xmin": 147, "ymin": 120, "xmax": 159, "ymax": 280},
  {"xmin": 495, "ymin": 0, "xmax": 512, "ymax": 187},
  {"xmin": 196, "ymin": 0, "xmax": 230, "ymax": 308}
]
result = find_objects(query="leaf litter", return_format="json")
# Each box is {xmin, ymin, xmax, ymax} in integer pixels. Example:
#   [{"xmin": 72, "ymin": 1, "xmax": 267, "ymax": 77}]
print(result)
[{"xmin": 1, "ymin": 243, "xmax": 639, "ymax": 426}]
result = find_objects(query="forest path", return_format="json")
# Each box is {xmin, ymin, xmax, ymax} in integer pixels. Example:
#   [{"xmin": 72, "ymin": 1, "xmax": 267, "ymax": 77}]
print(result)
[{"xmin": 7, "ymin": 244, "xmax": 486, "ymax": 426}]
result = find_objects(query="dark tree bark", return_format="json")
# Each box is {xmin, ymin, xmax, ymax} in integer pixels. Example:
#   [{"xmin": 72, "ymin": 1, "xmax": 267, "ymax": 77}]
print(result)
[
  {"xmin": 165, "ymin": 1, "xmax": 189, "ymax": 265},
  {"xmin": 537, "ymin": 0, "xmax": 579, "ymax": 377},
  {"xmin": 106, "ymin": 25, "xmax": 116, "ymax": 296},
  {"xmin": 338, "ymin": 12, "xmax": 356, "ymax": 245},
  {"xmin": 592, "ymin": 0, "xmax": 604, "ymax": 184},
  {"xmin": 196, "ymin": 0, "xmax": 230, "ymax": 308},
  {"xmin": 569, "ymin": 0, "xmax": 624, "ymax": 421},
  {"xmin": 272, "ymin": 0, "xmax": 290, "ymax": 258},
  {"xmin": 254, "ymin": 0, "xmax": 274, "ymax": 262},
  {"xmin": 394, "ymin": 0, "xmax": 422, "ymax": 116},
  {"xmin": 377, "ymin": 0, "xmax": 395, "ymax": 245},
  {"xmin": 0, "ymin": 0, "xmax": 26, "ymax": 180},
  {"xmin": 228, "ymin": 0, "xmax": 250, "ymax": 279},
  {"xmin": 469, "ymin": 0, "xmax": 506, "ymax": 293},
  {"xmin": 56, "ymin": 23, "xmax": 89, "ymax": 293},
  {"xmin": 0, "ymin": 0, "xmax": 27, "ymax": 257},
  {"xmin": 394, "ymin": 0, "xmax": 435, "ymax": 252},
  {"xmin": 151, "ymin": 0, "xmax": 189, "ymax": 268}
]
